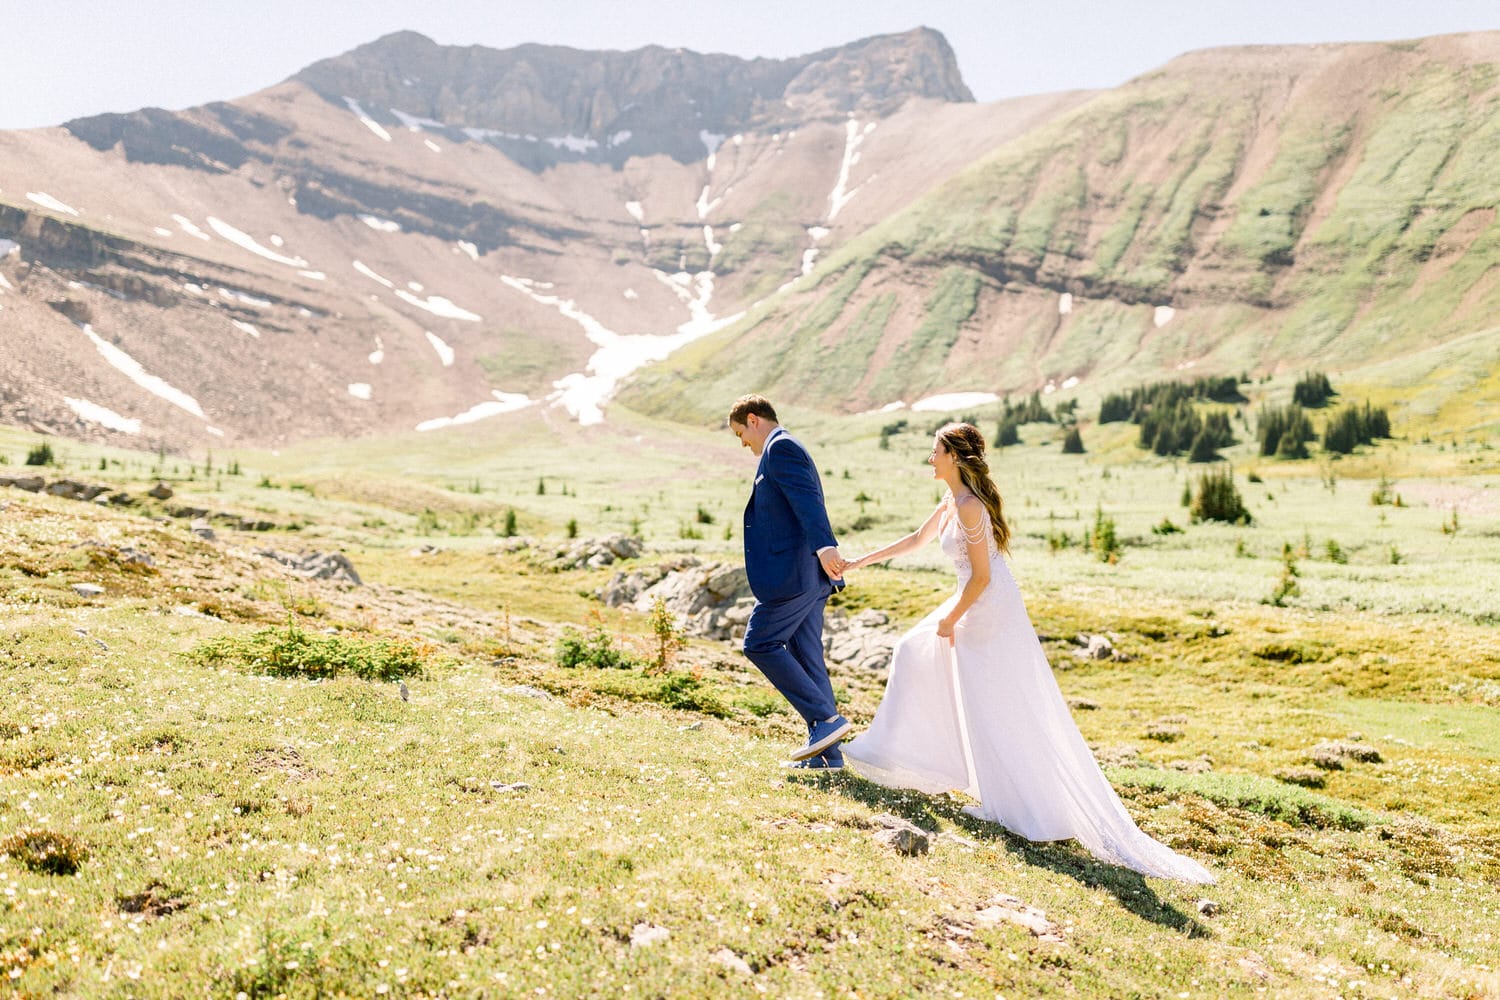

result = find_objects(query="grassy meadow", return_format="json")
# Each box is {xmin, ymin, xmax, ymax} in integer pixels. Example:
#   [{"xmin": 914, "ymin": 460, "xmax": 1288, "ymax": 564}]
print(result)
[{"xmin": 2, "ymin": 396, "xmax": 1500, "ymax": 998}]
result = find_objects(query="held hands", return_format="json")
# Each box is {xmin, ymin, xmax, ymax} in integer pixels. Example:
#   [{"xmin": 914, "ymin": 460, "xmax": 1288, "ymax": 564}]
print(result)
[{"xmin": 819, "ymin": 548, "xmax": 850, "ymax": 580}]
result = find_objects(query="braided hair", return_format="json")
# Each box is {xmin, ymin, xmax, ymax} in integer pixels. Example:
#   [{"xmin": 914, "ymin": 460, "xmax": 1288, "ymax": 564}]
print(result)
[{"xmin": 936, "ymin": 422, "xmax": 1011, "ymax": 554}]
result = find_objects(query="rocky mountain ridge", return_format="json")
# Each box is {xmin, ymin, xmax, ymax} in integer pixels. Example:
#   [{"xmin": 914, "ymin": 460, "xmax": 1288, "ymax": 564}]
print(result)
[
  {"xmin": 0, "ymin": 26, "xmax": 1070, "ymax": 448},
  {"xmin": 5, "ymin": 29, "xmax": 1498, "ymax": 450},
  {"xmin": 622, "ymin": 30, "xmax": 1500, "ymax": 428}
]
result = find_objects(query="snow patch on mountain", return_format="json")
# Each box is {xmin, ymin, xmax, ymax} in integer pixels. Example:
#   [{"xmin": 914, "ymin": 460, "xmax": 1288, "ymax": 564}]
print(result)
[
  {"xmin": 828, "ymin": 119, "xmax": 875, "ymax": 221},
  {"xmin": 207, "ymin": 217, "xmax": 309, "ymax": 267},
  {"xmin": 504, "ymin": 274, "xmax": 732, "ymax": 426},
  {"xmin": 343, "ymin": 96, "xmax": 392, "ymax": 141},
  {"xmin": 911, "ymin": 391, "xmax": 999, "ymax": 412},
  {"xmin": 65, "ymin": 397, "xmax": 140, "ymax": 435},
  {"xmin": 220, "ymin": 288, "xmax": 270, "ymax": 309},
  {"xmin": 26, "ymin": 192, "xmax": 78, "ymax": 216},
  {"xmin": 78, "ymin": 323, "xmax": 205, "ymax": 419},
  {"xmin": 172, "ymin": 215, "xmax": 211, "ymax": 240},
  {"xmin": 425, "ymin": 331, "xmax": 455, "ymax": 366},
  {"xmin": 398, "ymin": 290, "xmax": 480, "ymax": 322},
  {"xmin": 546, "ymin": 135, "xmax": 598, "ymax": 153},
  {"xmin": 353, "ymin": 260, "xmax": 395, "ymax": 288},
  {"xmin": 360, "ymin": 214, "xmax": 401, "ymax": 233},
  {"xmin": 416, "ymin": 391, "xmax": 534, "ymax": 432}
]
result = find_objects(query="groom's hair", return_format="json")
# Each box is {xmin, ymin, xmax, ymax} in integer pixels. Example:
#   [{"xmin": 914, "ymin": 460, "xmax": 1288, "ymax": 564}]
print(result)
[{"xmin": 729, "ymin": 394, "xmax": 778, "ymax": 425}]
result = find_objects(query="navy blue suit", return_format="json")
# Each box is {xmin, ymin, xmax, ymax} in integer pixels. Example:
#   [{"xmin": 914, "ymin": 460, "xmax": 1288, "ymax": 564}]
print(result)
[{"xmin": 742, "ymin": 427, "xmax": 841, "ymax": 727}]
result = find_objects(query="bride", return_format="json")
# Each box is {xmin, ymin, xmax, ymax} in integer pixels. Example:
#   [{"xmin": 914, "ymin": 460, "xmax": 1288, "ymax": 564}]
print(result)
[{"xmin": 842, "ymin": 422, "xmax": 1214, "ymax": 884}]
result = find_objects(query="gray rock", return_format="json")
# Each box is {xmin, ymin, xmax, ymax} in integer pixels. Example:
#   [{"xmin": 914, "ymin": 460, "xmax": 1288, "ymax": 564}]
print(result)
[
  {"xmin": 630, "ymin": 923, "xmax": 670, "ymax": 948},
  {"xmin": 598, "ymin": 557, "xmax": 900, "ymax": 665},
  {"xmin": 975, "ymin": 895, "xmax": 1066, "ymax": 943},
  {"xmin": 870, "ymin": 813, "xmax": 930, "ymax": 856},
  {"xmin": 1310, "ymin": 740, "xmax": 1382, "ymax": 769},
  {"xmin": 0, "ymin": 475, "xmax": 45, "ymax": 492},
  {"xmin": 72, "ymin": 583, "xmax": 105, "ymax": 598},
  {"xmin": 46, "ymin": 479, "xmax": 109, "ymax": 501},
  {"xmin": 189, "ymin": 518, "xmax": 216, "ymax": 541},
  {"xmin": 606, "ymin": 535, "xmax": 643, "ymax": 560},
  {"xmin": 1197, "ymin": 899, "xmax": 1220, "ymax": 917},
  {"xmin": 117, "ymin": 547, "xmax": 154, "ymax": 567},
  {"xmin": 147, "ymin": 482, "xmax": 173, "ymax": 500},
  {"xmin": 256, "ymin": 548, "xmax": 362, "ymax": 585},
  {"xmin": 501, "ymin": 685, "xmax": 556, "ymax": 701},
  {"xmin": 539, "ymin": 534, "xmax": 644, "ymax": 571},
  {"xmin": 712, "ymin": 948, "xmax": 753, "ymax": 975}
]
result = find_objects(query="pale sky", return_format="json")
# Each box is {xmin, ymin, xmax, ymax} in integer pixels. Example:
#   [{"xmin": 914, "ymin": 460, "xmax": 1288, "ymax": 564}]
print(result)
[{"xmin": 2, "ymin": 1, "xmax": 1496, "ymax": 129}]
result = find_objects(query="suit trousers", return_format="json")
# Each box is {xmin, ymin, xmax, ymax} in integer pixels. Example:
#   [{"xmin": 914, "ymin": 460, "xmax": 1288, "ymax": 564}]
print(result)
[{"xmin": 742, "ymin": 582, "xmax": 837, "ymax": 726}]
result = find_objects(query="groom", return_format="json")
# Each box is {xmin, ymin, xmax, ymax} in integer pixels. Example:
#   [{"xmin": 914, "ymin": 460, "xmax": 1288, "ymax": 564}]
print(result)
[{"xmin": 728, "ymin": 394, "xmax": 851, "ymax": 769}]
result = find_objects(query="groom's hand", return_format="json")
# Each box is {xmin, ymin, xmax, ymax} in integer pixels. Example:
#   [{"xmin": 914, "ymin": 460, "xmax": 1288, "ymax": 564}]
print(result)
[{"xmin": 818, "ymin": 547, "xmax": 848, "ymax": 580}]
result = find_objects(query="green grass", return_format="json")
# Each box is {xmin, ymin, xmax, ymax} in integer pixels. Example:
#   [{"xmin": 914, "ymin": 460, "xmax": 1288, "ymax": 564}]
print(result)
[{"xmin": 4, "ymin": 417, "xmax": 1500, "ymax": 996}]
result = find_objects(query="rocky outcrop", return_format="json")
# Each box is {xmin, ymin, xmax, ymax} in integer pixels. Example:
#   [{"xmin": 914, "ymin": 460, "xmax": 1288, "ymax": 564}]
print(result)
[
  {"xmin": 507, "ymin": 535, "xmax": 644, "ymax": 571},
  {"xmin": 598, "ymin": 558, "xmax": 754, "ymax": 640},
  {"xmin": 823, "ymin": 608, "xmax": 898, "ymax": 672},
  {"xmin": 598, "ymin": 558, "xmax": 898, "ymax": 669},
  {"xmin": 255, "ymin": 549, "xmax": 362, "ymax": 585},
  {"xmin": 292, "ymin": 27, "xmax": 972, "ymax": 168}
]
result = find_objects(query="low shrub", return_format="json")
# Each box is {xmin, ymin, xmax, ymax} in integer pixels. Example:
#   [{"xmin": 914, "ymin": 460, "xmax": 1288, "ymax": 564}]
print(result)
[
  {"xmin": 654, "ymin": 674, "xmax": 730, "ymax": 717},
  {"xmin": 1111, "ymin": 769, "xmax": 1371, "ymax": 830},
  {"xmin": 556, "ymin": 622, "xmax": 639, "ymax": 670},
  {"xmin": 24, "ymin": 441, "xmax": 54, "ymax": 467},
  {"xmin": 2, "ymin": 829, "xmax": 88, "ymax": 875},
  {"xmin": 189, "ymin": 620, "xmax": 427, "ymax": 681}
]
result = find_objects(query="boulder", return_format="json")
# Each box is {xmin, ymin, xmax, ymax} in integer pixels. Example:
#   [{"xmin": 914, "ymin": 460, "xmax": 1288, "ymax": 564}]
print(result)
[
  {"xmin": 147, "ymin": 482, "xmax": 173, "ymax": 500},
  {"xmin": 0, "ymin": 475, "xmax": 45, "ymax": 492},
  {"xmin": 823, "ymin": 608, "xmax": 897, "ymax": 671},
  {"xmin": 45, "ymin": 479, "xmax": 109, "ymax": 501},
  {"xmin": 256, "ymin": 548, "xmax": 362, "ymax": 586},
  {"xmin": 598, "ymin": 558, "xmax": 902, "ymax": 665},
  {"xmin": 535, "ymin": 534, "xmax": 645, "ymax": 571},
  {"xmin": 870, "ymin": 813, "xmax": 930, "ymax": 856},
  {"xmin": 598, "ymin": 558, "xmax": 752, "ymax": 641}
]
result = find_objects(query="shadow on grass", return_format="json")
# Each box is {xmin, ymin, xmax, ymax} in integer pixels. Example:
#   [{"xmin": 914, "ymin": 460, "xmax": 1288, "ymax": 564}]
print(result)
[{"xmin": 795, "ymin": 769, "xmax": 1212, "ymax": 939}]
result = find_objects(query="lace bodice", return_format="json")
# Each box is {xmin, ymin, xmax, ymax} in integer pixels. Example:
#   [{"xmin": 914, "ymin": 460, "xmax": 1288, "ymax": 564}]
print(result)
[{"xmin": 939, "ymin": 493, "xmax": 1001, "ymax": 579}]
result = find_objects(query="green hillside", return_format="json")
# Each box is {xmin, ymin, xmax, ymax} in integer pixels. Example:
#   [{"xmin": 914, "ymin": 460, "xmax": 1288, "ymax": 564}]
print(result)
[{"xmin": 623, "ymin": 35, "xmax": 1500, "ymax": 432}]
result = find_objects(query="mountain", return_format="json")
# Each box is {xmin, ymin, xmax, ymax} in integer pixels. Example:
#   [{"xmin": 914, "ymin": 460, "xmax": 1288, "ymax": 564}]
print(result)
[
  {"xmin": 0, "ymin": 27, "xmax": 1069, "ymax": 447},
  {"xmin": 622, "ymin": 32, "xmax": 1500, "ymax": 429},
  {"xmin": 5, "ymin": 30, "xmax": 1498, "ymax": 451}
]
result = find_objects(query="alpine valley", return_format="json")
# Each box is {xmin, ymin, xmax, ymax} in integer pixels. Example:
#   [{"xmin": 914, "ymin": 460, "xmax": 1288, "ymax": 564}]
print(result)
[{"xmin": 4, "ymin": 28, "xmax": 1497, "ymax": 446}]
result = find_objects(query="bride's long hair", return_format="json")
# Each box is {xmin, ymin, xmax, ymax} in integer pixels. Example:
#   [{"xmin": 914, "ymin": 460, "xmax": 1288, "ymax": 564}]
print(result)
[{"xmin": 937, "ymin": 422, "xmax": 1011, "ymax": 554}]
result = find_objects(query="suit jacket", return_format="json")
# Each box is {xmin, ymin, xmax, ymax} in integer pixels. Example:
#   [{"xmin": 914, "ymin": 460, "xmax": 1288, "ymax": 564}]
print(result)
[{"xmin": 743, "ymin": 427, "xmax": 838, "ymax": 602}]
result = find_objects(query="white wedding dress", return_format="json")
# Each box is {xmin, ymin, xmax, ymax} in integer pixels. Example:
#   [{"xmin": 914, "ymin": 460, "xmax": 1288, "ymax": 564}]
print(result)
[{"xmin": 842, "ymin": 496, "xmax": 1215, "ymax": 884}]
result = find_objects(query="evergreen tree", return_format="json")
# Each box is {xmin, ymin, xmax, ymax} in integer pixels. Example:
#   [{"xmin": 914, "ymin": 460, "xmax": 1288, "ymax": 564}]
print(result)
[
  {"xmin": 1188, "ymin": 429, "xmax": 1221, "ymax": 463},
  {"xmin": 1292, "ymin": 371, "xmax": 1336, "ymax": 408},
  {"xmin": 1190, "ymin": 466, "xmax": 1251, "ymax": 524},
  {"xmin": 1061, "ymin": 427, "xmax": 1085, "ymax": 454}
]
